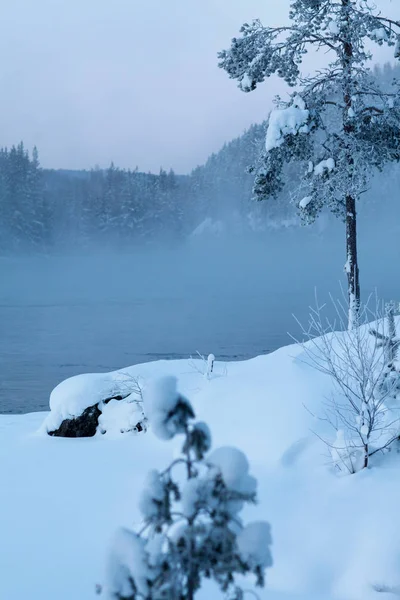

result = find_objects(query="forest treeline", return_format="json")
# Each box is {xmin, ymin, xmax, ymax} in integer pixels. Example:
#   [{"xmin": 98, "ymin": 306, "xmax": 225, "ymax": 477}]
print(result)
[{"xmin": 0, "ymin": 64, "xmax": 398, "ymax": 252}]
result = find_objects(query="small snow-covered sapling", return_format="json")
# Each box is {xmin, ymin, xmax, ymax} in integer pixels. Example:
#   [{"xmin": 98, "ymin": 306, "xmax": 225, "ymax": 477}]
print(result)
[
  {"xmin": 188, "ymin": 351, "xmax": 217, "ymax": 380},
  {"xmin": 106, "ymin": 377, "xmax": 272, "ymax": 600},
  {"xmin": 207, "ymin": 353, "xmax": 215, "ymax": 379}
]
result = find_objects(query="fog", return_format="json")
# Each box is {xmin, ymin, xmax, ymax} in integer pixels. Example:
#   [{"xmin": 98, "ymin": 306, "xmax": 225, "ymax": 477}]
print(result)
[
  {"xmin": 0, "ymin": 0, "xmax": 398, "ymax": 173},
  {"xmin": 1, "ymin": 205, "xmax": 399, "ymax": 413}
]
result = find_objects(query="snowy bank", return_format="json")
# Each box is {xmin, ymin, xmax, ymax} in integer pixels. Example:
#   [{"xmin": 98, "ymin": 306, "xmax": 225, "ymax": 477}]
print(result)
[{"xmin": 1, "ymin": 330, "xmax": 400, "ymax": 599}]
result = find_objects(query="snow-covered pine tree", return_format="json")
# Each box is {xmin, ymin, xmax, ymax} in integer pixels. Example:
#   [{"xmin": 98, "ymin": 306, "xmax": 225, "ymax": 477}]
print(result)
[
  {"xmin": 219, "ymin": 0, "xmax": 400, "ymax": 327},
  {"xmin": 106, "ymin": 377, "xmax": 272, "ymax": 600},
  {"xmin": 27, "ymin": 146, "xmax": 48, "ymax": 248}
]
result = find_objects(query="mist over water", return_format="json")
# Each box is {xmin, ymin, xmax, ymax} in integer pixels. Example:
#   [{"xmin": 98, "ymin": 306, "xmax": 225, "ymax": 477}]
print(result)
[{"xmin": 1, "ymin": 210, "xmax": 399, "ymax": 414}]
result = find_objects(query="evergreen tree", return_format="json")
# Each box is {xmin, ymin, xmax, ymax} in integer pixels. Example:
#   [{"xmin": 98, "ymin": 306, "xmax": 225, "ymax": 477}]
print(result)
[
  {"xmin": 27, "ymin": 146, "xmax": 48, "ymax": 247},
  {"xmin": 219, "ymin": 0, "xmax": 400, "ymax": 326},
  {"xmin": 106, "ymin": 377, "xmax": 272, "ymax": 600}
]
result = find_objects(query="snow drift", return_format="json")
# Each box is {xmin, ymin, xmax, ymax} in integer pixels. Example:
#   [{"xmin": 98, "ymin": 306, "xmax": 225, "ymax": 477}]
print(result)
[{"xmin": 1, "ymin": 325, "xmax": 400, "ymax": 599}]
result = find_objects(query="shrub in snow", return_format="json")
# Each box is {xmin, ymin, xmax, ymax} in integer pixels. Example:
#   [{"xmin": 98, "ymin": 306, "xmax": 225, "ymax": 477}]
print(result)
[
  {"xmin": 370, "ymin": 301, "xmax": 400, "ymax": 410},
  {"xmin": 188, "ymin": 351, "xmax": 222, "ymax": 381},
  {"xmin": 106, "ymin": 376, "xmax": 272, "ymax": 600},
  {"xmin": 296, "ymin": 296, "xmax": 400, "ymax": 473},
  {"xmin": 370, "ymin": 301, "xmax": 400, "ymax": 365},
  {"xmin": 219, "ymin": 0, "xmax": 400, "ymax": 327}
]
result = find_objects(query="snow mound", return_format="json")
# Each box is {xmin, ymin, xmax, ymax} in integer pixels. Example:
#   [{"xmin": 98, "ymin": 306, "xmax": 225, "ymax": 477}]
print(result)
[
  {"xmin": 98, "ymin": 398, "xmax": 145, "ymax": 437},
  {"xmin": 3, "ymin": 318, "xmax": 400, "ymax": 600},
  {"xmin": 41, "ymin": 370, "xmax": 143, "ymax": 435}
]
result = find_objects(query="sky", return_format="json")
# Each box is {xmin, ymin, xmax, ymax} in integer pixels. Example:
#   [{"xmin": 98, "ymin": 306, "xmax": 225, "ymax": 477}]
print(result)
[{"xmin": 0, "ymin": 0, "xmax": 399, "ymax": 174}]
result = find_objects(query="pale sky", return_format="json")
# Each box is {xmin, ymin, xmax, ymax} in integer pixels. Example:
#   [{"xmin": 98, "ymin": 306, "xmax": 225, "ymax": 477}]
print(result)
[{"xmin": 0, "ymin": 0, "xmax": 399, "ymax": 173}]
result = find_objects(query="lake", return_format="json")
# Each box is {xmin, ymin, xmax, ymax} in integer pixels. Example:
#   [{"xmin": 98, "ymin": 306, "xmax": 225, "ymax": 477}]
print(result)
[{"xmin": 1, "ymin": 227, "xmax": 398, "ymax": 413}]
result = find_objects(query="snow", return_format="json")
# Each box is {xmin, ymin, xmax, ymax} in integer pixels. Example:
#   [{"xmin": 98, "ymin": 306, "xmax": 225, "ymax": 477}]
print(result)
[
  {"xmin": 193, "ymin": 421, "xmax": 212, "ymax": 449},
  {"xmin": 395, "ymin": 36, "xmax": 400, "ymax": 59},
  {"xmin": 207, "ymin": 446, "xmax": 258, "ymax": 515},
  {"xmin": 3, "ymin": 322, "xmax": 400, "ymax": 599},
  {"xmin": 237, "ymin": 521, "xmax": 273, "ymax": 569},
  {"xmin": 299, "ymin": 196, "xmax": 312, "ymax": 209},
  {"xmin": 240, "ymin": 73, "xmax": 253, "ymax": 91},
  {"xmin": 314, "ymin": 158, "xmax": 335, "ymax": 176},
  {"xmin": 138, "ymin": 470, "xmax": 164, "ymax": 519},
  {"xmin": 266, "ymin": 96, "xmax": 310, "ymax": 152},
  {"xmin": 207, "ymin": 353, "xmax": 215, "ymax": 377},
  {"xmin": 371, "ymin": 28, "xmax": 388, "ymax": 42},
  {"xmin": 144, "ymin": 375, "xmax": 193, "ymax": 440},
  {"xmin": 98, "ymin": 396, "xmax": 145, "ymax": 437},
  {"xmin": 328, "ymin": 20, "xmax": 339, "ymax": 36},
  {"xmin": 181, "ymin": 478, "xmax": 203, "ymax": 518},
  {"xmin": 106, "ymin": 528, "xmax": 150, "ymax": 599},
  {"xmin": 208, "ymin": 447, "xmax": 249, "ymax": 492}
]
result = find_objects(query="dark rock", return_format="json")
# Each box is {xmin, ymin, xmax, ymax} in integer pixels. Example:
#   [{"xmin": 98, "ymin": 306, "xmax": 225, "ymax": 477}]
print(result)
[
  {"xmin": 49, "ymin": 404, "xmax": 102, "ymax": 438},
  {"xmin": 48, "ymin": 392, "xmax": 147, "ymax": 438}
]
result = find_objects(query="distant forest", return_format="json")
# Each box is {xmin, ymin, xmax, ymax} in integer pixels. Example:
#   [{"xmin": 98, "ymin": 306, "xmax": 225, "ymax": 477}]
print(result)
[{"xmin": 0, "ymin": 63, "xmax": 398, "ymax": 253}]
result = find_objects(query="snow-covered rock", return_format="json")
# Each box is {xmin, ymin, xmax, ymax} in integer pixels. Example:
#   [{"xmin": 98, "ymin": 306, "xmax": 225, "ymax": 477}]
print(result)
[{"xmin": 41, "ymin": 371, "xmax": 145, "ymax": 437}]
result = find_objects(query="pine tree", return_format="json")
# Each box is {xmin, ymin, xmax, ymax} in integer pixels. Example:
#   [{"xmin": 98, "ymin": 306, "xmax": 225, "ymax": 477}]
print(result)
[
  {"xmin": 106, "ymin": 377, "xmax": 272, "ymax": 600},
  {"xmin": 27, "ymin": 146, "xmax": 48, "ymax": 248},
  {"xmin": 219, "ymin": 0, "xmax": 400, "ymax": 327}
]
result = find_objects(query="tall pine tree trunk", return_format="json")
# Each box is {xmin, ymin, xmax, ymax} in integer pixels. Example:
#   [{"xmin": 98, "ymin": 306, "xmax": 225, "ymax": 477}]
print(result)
[
  {"xmin": 342, "ymin": 0, "xmax": 360, "ymax": 327},
  {"xmin": 345, "ymin": 195, "xmax": 360, "ymax": 329}
]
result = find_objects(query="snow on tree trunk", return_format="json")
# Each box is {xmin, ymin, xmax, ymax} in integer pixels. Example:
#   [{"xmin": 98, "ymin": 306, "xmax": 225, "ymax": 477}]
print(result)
[
  {"xmin": 342, "ymin": 0, "xmax": 360, "ymax": 329},
  {"xmin": 346, "ymin": 196, "xmax": 360, "ymax": 330}
]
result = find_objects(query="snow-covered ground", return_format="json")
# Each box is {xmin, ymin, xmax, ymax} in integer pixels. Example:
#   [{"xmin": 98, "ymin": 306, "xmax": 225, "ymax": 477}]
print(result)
[{"xmin": 1, "ymin": 337, "xmax": 400, "ymax": 600}]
